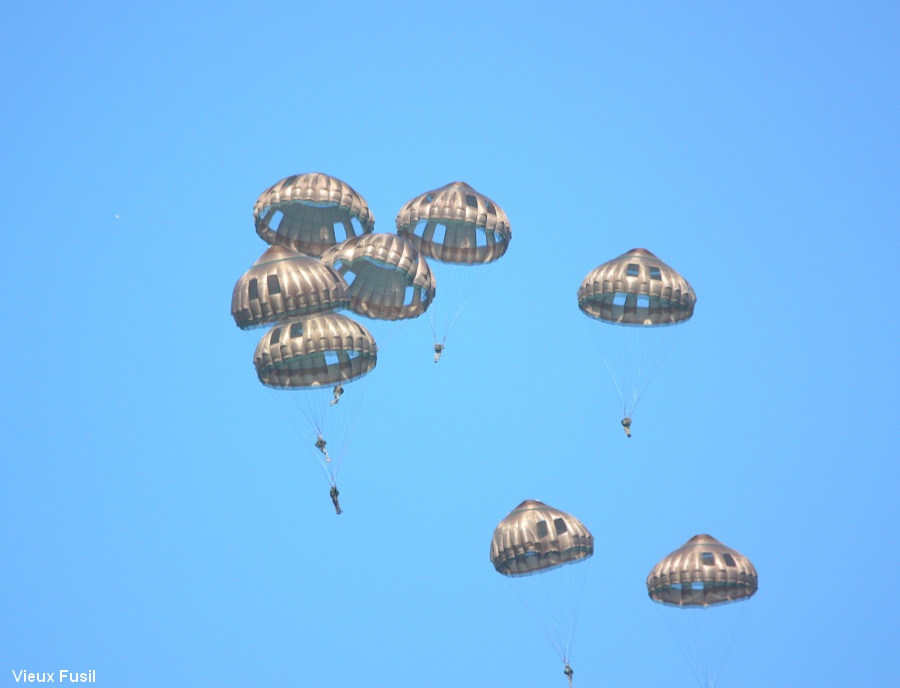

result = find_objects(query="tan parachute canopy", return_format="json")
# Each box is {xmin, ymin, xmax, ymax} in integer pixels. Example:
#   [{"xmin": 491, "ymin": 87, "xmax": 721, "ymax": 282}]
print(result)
[
  {"xmin": 578, "ymin": 248, "xmax": 696, "ymax": 326},
  {"xmin": 320, "ymin": 233, "xmax": 436, "ymax": 321},
  {"xmin": 254, "ymin": 313, "xmax": 377, "ymax": 388},
  {"xmin": 254, "ymin": 172, "xmax": 375, "ymax": 257},
  {"xmin": 646, "ymin": 534, "xmax": 758, "ymax": 607},
  {"xmin": 231, "ymin": 245, "xmax": 350, "ymax": 329},
  {"xmin": 490, "ymin": 500, "xmax": 594, "ymax": 577},
  {"xmin": 395, "ymin": 181, "xmax": 511, "ymax": 265}
]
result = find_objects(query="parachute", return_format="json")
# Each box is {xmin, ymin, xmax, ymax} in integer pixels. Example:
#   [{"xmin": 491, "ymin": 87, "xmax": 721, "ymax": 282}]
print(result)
[
  {"xmin": 231, "ymin": 245, "xmax": 350, "ymax": 329},
  {"xmin": 490, "ymin": 500, "xmax": 593, "ymax": 684},
  {"xmin": 254, "ymin": 172, "xmax": 375, "ymax": 257},
  {"xmin": 396, "ymin": 181, "xmax": 511, "ymax": 358},
  {"xmin": 577, "ymin": 248, "xmax": 696, "ymax": 433},
  {"xmin": 646, "ymin": 534, "xmax": 758, "ymax": 607},
  {"xmin": 253, "ymin": 313, "xmax": 378, "ymax": 490},
  {"xmin": 254, "ymin": 313, "xmax": 378, "ymax": 388},
  {"xmin": 647, "ymin": 535, "xmax": 758, "ymax": 687},
  {"xmin": 396, "ymin": 181, "xmax": 510, "ymax": 265},
  {"xmin": 577, "ymin": 248, "xmax": 695, "ymax": 326},
  {"xmin": 320, "ymin": 233, "xmax": 435, "ymax": 322},
  {"xmin": 491, "ymin": 499, "xmax": 594, "ymax": 576}
]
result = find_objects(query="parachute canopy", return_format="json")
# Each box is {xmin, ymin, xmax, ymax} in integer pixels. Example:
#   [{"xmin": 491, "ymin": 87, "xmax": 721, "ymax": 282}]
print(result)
[
  {"xmin": 490, "ymin": 500, "xmax": 594, "ymax": 577},
  {"xmin": 254, "ymin": 313, "xmax": 377, "ymax": 388},
  {"xmin": 320, "ymin": 233, "xmax": 435, "ymax": 321},
  {"xmin": 254, "ymin": 172, "xmax": 375, "ymax": 256},
  {"xmin": 231, "ymin": 245, "xmax": 350, "ymax": 329},
  {"xmin": 578, "ymin": 248, "xmax": 696, "ymax": 326},
  {"xmin": 395, "ymin": 181, "xmax": 511, "ymax": 265},
  {"xmin": 646, "ymin": 534, "xmax": 758, "ymax": 607}
]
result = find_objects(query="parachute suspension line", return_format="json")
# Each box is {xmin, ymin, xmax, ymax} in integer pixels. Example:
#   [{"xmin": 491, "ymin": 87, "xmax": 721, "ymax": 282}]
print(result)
[
  {"xmin": 426, "ymin": 271, "xmax": 443, "ymax": 345},
  {"xmin": 252, "ymin": 372, "xmax": 345, "ymax": 484},
  {"xmin": 443, "ymin": 265, "xmax": 486, "ymax": 337},
  {"xmin": 426, "ymin": 292, "xmax": 444, "ymax": 345},
  {"xmin": 445, "ymin": 261, "xmax": 493, "ymax": 338},
  {"xmin": 600, "ymin": 350, "xmax": 626, "ymax": 416},
  {"xmin": 508, "ymin": 577, "xmax": 567, "ymax": 664},
  {"xmin": 713, "ymin": 602, "xmax": 751, "ymax": 688},
  {"xmin": 694, "ymin": 600, "xmax": 750, "ymax": 688},
  {"xmin": 294, "ymin": 390, "xmax": 340, "ymax": 484},
  {"xmin": 261, "ymin": 385, "xmax": 334, "ymax": 484},
  {"xmin": 591, "ymin": 320, "xmax": 686, "ymax": 421},
  {"xmin": 656, "ymin": 601, "xmax": 749, "ymax": 688},
  {"xmin": 563, "ymin": 558, "xmax": 590, "ymax": 664},
  {"xmin": 697, "ymin": 608, "xmax": 724, "ymax": 688},
  {"xmin": 628, "ymin": 324, "xmax": 683, "ymax": 418},
  {"xmin": 428, "ymin": 308, "xmax": 440, "ymax": 345},
  {"xmin": 427, "ymin": 257, "xmax": 494, "ymax": 346},
  {"xmin": 244, "ymin": 332, "xmax": 336, "ymax": 481},
  {"xmin": 301, "ymin": 384, "xmax": 364, "ymax": 483},
  {"xmin": 591, "ymin": 322, "xmax": 629, "ymax": 417},
  {"xmin": 327, "ymin": 376, "xmax": 372, "ymax": 479},
  {"xmin": 657, "ymin": 606, "xmax": 708, "ymax": 688},
  {"xmin": 623, "ymin": 325, "xmax": 651, "ymax": 415},
  {"xmin": 443, "ymin": 299, "xmax": 468, "ymax": 339},
  {"xmin": 507, "ymin": 560, "xmax": 591, "ymax": 668}
]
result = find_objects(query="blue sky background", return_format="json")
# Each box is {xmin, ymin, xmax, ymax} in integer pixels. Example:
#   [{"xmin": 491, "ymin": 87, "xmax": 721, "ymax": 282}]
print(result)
[{"xmin": 2, "ymin": 2, "xmax": 898, "ymax": 687}]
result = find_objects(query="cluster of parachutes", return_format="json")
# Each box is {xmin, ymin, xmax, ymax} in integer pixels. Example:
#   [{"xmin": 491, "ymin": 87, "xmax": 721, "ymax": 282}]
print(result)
[
  {"xmin": 485, "ymin": 250, "xmax": 755, "ymax": 687},
  {"xmin": 489, "ymin": 501, "xmax": 758, "ymax": 687},
  {"xmin": 230, "ymin": 172, "xmax": 511, "ymax": 509},
  {"xmin": 232, "ymin": 174, "xmax": 754, "ymax": 686}
]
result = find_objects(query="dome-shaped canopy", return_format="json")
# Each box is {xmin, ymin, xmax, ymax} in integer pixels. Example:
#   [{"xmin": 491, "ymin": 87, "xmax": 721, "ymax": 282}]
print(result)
[
  {"xmin": 646, "ymin": 534, "xmax": 758, "ymax": 607},
  {"xmin": 254, "ymin": 172, "xmax": 375, "ymax": 256},
  {"xmin": 231, "ymin": 245, "xmax": 350, "ymax": 329},
  {"xmin": 395, "ymin": 181, "xmax": 511, "ymax": 265},
  {"xmin": 254, "ymin": 313, "xmax": 377, "ymax": 388},
  {"xmin": 320, "ymin": 233, "xmax": 435, "ymax": 321},
  {"xmin": 578, "ymin": 248, "xmax": 696, "ymax": 326},
  {"xmin": 490, "ymin": 500, "xmax": 594, "ymax": 577}
]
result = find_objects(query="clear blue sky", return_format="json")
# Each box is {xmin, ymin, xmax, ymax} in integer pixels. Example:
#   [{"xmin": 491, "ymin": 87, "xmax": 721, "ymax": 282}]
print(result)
[{"xmin": 2, "ymin": 2, "xmax": 898, "ymax": 687}]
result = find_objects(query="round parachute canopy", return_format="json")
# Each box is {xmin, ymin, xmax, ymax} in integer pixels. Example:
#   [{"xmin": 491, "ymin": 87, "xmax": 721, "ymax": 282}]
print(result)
[
  {"xmin": 395, "ymin": 181, "xmax": 511, "ymax": 265},
  {"xmin": 490, "ymin": 500, "xmax": 594, "ymax": 577},
  {"xmin": 646, "ymin": 534, "xmax": 758, "ymax": 607},
  {"xmin": 254, "ymin": 173, "xmax": 375, "ymax": 257},
  {"xmin": 320, "ymin": 233, "xmax": 435, "ymax": 321},
  {"xmin": 578, "ymin": 248, "xmax": 696, "ymax": 326},
  {"xmin": 231, "ymin": 245, "xmax": 350, "ymax": 329},
  {"xmin": 254, "ymin": 313, "xmax": 377, "ymax": 388}
]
